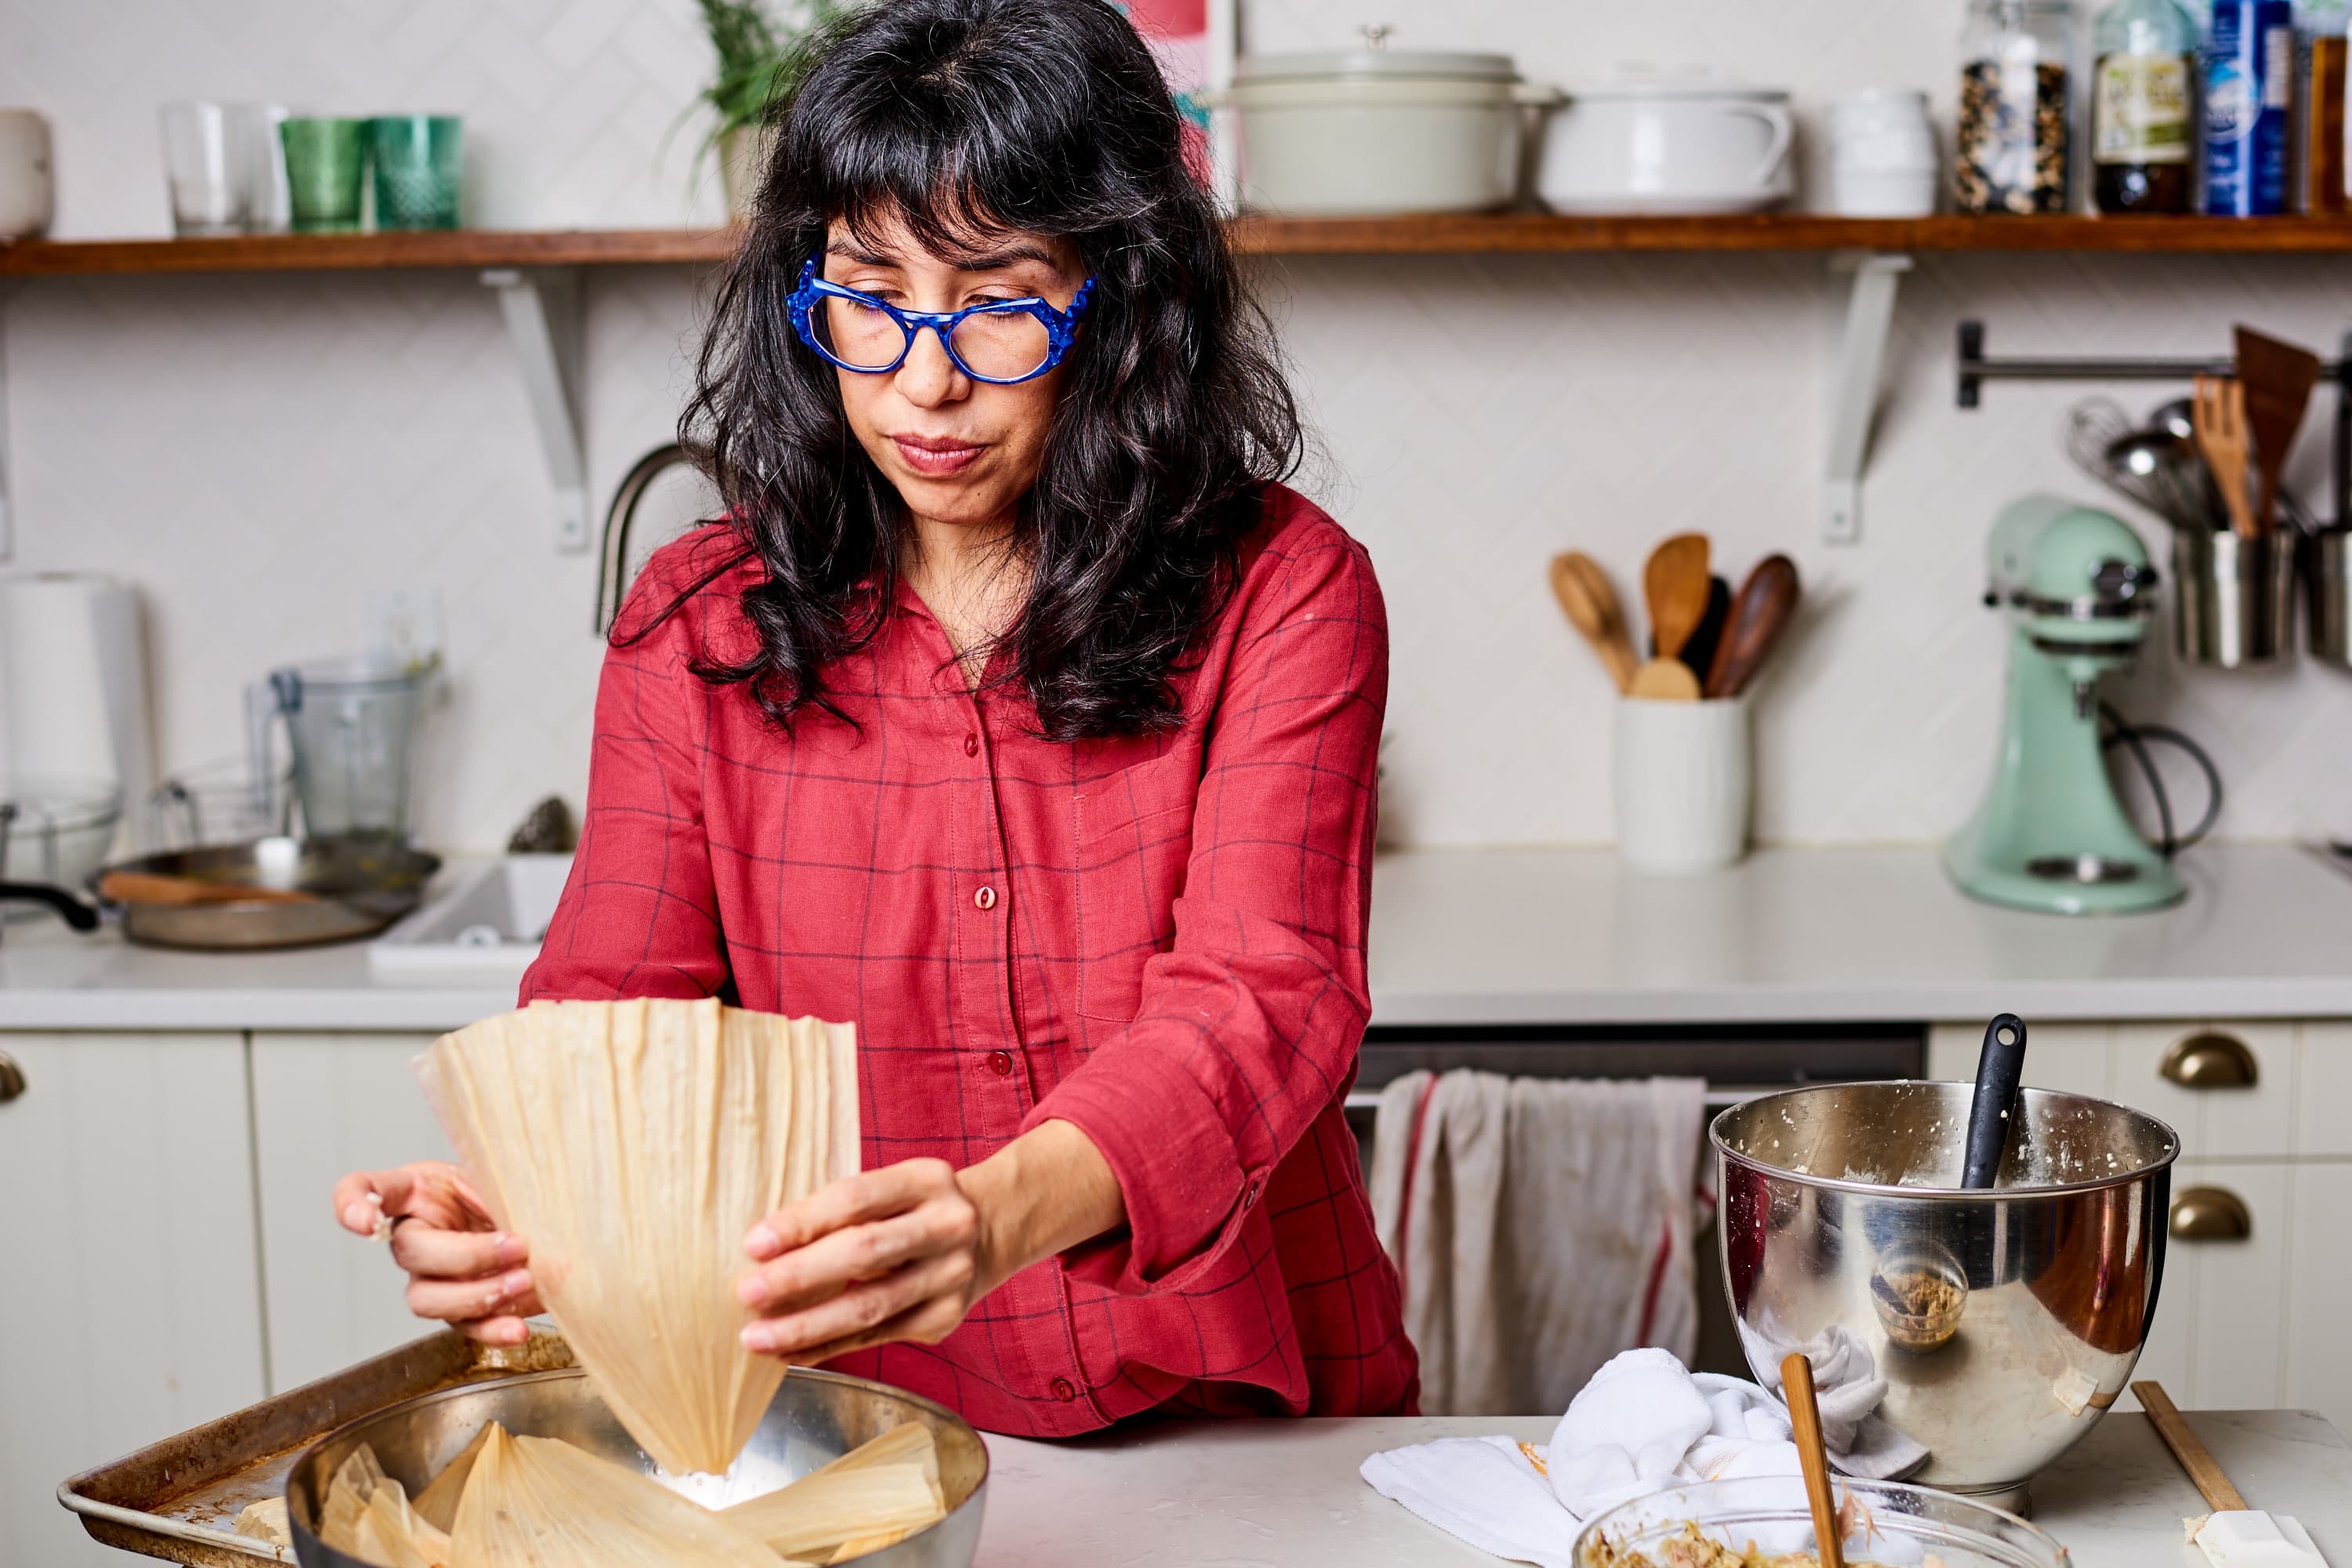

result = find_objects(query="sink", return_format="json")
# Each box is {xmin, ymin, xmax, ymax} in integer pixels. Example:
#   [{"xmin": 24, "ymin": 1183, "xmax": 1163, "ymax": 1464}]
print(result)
[{"xmin": 368, "ymin": 854, "xmax": 572, "ymax": 985}]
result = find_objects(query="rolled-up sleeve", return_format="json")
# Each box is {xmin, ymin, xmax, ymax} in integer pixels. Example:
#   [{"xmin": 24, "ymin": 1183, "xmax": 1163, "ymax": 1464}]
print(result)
[
  {"xmin": 1025, "ymin": 526, "xmax": 1386, "ymax": 1293},
  {"xmin": 521, "ymin": 537, "xmax": 736, "ymax": 1005}
]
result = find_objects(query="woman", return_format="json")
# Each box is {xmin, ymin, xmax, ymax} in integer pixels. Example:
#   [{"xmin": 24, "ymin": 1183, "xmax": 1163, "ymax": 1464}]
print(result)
[{"xmin": 333, "ymin": 0, "xmax": 1414, "ymax": 1436}]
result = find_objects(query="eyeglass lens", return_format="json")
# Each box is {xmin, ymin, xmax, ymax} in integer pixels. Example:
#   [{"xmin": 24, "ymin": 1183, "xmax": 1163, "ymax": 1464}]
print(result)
[{"xmin": 813, "ymin": 295, "xmax": 1054, "ymax": 379}]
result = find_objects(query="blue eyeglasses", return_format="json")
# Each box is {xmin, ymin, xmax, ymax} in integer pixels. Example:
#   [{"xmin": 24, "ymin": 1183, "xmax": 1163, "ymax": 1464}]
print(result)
[{"xmin": 786, "ymin": 257, "xmax": 1094, "ymax": 385}]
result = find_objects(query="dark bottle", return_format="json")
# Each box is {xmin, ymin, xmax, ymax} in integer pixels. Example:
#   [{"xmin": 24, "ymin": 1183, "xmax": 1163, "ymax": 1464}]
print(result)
[{"xmin": 2092, "ymin": 0, "xmax": 2196, "ymax": 212}]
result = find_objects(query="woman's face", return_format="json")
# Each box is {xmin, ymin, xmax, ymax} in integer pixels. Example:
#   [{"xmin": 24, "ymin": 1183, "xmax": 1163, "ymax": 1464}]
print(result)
[{"xmin": 821, "ymin": 212, "xmax": 1085, "ymax": 532}]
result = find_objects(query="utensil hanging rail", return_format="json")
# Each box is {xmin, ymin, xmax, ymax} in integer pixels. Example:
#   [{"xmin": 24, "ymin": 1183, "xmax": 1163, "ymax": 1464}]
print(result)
[{"xmin": 1956, "ymin": 321, "xmax": 2350, "ymax": 406}]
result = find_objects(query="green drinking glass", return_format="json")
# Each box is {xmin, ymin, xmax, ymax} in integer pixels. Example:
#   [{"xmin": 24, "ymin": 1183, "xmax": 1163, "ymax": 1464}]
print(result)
[
  {"xmin": 279, "ymin": 117, "xmax": 367, "ymax": 232},
  {"xmin": 368, "ymin": 115, "xmax": 463, "ymax": 230}
]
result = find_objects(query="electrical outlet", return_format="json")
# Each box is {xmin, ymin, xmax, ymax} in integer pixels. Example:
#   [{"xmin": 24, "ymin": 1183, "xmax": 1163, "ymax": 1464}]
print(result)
[{"xmin": 365, "ymin": 586, "xmax": 445, "ymax": 673}]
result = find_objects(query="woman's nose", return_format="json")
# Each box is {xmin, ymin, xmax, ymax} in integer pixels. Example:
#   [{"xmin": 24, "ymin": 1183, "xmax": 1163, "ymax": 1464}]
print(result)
[{"xmin": 894, "ymin": 324, "xmax": 967, "ymax": 407}]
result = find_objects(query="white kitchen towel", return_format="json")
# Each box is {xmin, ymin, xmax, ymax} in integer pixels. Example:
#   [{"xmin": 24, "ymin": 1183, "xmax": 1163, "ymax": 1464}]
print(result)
[
  {"xmin": 1359, "ymin": 1347, "xmax": 1928, "ymax": 1568},
  {"xmin": 1368, "ymin": 1069, "xmax": 1708, "ymax": 1416}
]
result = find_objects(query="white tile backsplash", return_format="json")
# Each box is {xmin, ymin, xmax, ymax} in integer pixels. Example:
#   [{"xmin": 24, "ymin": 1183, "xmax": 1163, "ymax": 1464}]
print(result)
[{"xmin": 3, "ymin": 0, "xmax": 2350, "ymax": 852}]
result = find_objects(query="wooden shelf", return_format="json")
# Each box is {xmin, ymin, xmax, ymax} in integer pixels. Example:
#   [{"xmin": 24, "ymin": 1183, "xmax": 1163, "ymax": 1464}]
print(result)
[
  {"xmin": 10, "ymin": 213, "xmax": 2352, "ymax": 276},
  {"xmin": 1228, "ymin": 212, "xmax": 2352, "ymax": 255},
  {"xmin": 0, "ymin": 227, "xmax": 742, "ymax": 276}
]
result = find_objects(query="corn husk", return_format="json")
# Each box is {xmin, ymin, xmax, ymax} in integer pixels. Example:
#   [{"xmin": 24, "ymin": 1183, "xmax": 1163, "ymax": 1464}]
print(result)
[
  {"xmin": 447, "ymin": 1424, "xmax": 794, "ymax": 1568},
  {"xmin": 315, "ymin": 1444, "xmax": 451, "ymax": 1568},
  {"xmin": 233, "ymin": 1497, "xmax": 292, "ymax": 1550},
  {"xmin": 319, "ymin": 1445, "xmax": 390, "ymax": 1551},
  {"xmin": 412, "ymin": 1421, "xmax": 493, "ymax": 1533},
  {"xmin": 417, "ymin": 998, "xmax": 858, "ymax": 1477},
  {"xmin": 721, "ymin": 1427, "xmax": 947, "ymax": 1561}
]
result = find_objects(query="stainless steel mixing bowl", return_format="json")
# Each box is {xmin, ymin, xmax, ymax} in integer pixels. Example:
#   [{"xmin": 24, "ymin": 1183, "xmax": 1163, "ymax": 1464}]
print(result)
[
  {"xmin": 285, "ymin": 1365, "xmax": 988, "ymax": 1568},
  {"xmin": 1714, "ymin": 1081, "xmax": 2178, "ymax": 1513}
]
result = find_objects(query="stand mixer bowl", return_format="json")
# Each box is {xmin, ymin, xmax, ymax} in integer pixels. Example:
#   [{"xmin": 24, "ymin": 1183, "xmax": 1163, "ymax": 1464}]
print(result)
[{"xmin": 1714, "ymin": 1081, "xmax": 2178, "ymax": 1514}]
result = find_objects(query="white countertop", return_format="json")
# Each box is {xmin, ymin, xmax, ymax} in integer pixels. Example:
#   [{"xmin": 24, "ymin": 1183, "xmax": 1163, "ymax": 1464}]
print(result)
[
  {"xmin": 6, "ymin": 844, "xmax": 2352, "ymax": 1033},
  {"xmin": 971, "ymin": 1408, "xmax": 2349, "ymax": 1567}
]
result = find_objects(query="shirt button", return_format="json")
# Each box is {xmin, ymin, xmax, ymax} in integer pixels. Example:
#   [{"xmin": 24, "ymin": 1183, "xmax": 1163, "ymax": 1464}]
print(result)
[
  {"xmin": 986, "ymin": 1050, "xmax": 1014, "ymax": 1077},
  {"xmin": 974, "ymin": 885, "xmax": 997, "ymax": 910},
  {"xmin": 964, "ymin": 733, "xmax": 979, "ymax": 757},
  {"xmin": 1050, "ymin": 1377, "xmax": 1077, "ymax": 1403}
]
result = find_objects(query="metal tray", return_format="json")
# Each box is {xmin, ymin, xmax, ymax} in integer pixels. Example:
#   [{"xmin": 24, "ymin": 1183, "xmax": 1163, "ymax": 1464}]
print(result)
[{"xmin": 59, "ymin": 1330, "xmax": 574, "ymax": 1566}]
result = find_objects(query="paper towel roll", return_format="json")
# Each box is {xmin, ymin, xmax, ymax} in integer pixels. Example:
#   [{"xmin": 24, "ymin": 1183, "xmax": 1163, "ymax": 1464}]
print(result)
[{"xmin": 1, "ymin": 573, "xmax": 155, "ymax": 799}]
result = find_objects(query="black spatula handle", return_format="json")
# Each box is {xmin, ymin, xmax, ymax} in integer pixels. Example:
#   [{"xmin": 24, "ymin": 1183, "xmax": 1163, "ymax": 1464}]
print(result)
[{"xmin": 1962, "ymin": 1013, "xmax": 2028, "ymax": 1189}]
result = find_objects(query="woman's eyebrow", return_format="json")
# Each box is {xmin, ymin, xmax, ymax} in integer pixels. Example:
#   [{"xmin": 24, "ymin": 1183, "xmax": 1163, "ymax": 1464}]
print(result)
[{"xmin": 822, "ymin": 239, "xmax": 1062, "ymax": 278}]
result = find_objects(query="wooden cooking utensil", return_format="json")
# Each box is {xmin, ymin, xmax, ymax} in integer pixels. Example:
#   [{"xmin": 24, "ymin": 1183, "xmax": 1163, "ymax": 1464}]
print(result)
[
  {"xmin": 1642, "ymin": 533, "xmax": 1712, "ymax": 659},
  {"xmin": 2194, "ymin": 374, "xmax": 2263, "ymax": 540},
  {"xmin": 1677, "ymin": 575, "xmax": 1733, "ymax": 683},
  {"xmin": 96, "ymin": 870, "xmax": 317, "ymax": 906},
  {"xmin": 1704, "ymin": 555, "xmax": 1802, "ymax": 699},
  {"xmin": 1548, "ymin": 551, "xmax": 1639, "ymax": 694},
  {"xmin": 2133, "ymin": 1380, "xmax": 2327, "ymax": 1566},
  {"xmin": 2234, "ymin": 325, "xmax": 2321, "ymax": 532},
  {"xmin": 1780, "ymin": 1352, "xmax": 1846, "ymax": 1568},
  {"xmin": 1628, "ymin": 658, "xmax": 1702, "ymax": 701}
]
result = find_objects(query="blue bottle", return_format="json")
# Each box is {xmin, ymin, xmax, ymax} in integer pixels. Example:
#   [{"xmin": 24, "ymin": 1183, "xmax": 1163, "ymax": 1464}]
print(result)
[{"xmin": 2203, "ymin": 0, "xmax": 2293, "ymax": 214}]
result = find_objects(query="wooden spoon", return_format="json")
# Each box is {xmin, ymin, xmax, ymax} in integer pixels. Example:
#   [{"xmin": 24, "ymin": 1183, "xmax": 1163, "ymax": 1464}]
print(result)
[
  {"xmin": 2194, "ymin": 374, "xmax": 2262, "ymax": 541},
  {"xmin": 2234, "ymin": 325, "xmax": 2321, "ymax": 532},
  {"xmin": 1642, "ymin": 533, "xmax": 1712, "ymax": 659},
  {"xmin": 1548, "ymin": 551, "xmax": 1639, "ymax": 694},
  {"xmin": 1781, "ymin": 1352, "xmax": 1846, "ymax": 1568},
  {"xmin": 96, "ymin": 870, "xmax": 318, "ymax": 906},
  {"xmin": 1628, "ymin": 657, "xmax": 1702, "ymax": 701},
  {"xmin": 1704, "ymin": 555, "xmax": 1802, "ymax": 699}
]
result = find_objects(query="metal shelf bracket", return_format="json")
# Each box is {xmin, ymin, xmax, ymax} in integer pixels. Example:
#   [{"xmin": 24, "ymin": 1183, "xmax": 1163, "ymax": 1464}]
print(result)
[
  {"xmin": 1823, "ymin": 251, "xmax": 1912, "ymax": 546},
  {"xmin": 481, "ymin": 267, "xmax": 588, "ymax": 552}
]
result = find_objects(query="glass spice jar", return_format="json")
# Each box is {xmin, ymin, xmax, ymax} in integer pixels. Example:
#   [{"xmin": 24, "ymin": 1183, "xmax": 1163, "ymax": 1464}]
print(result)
[{"xmin": 1957, "ymin": 0, "xmax": 2074, "ymax": 213}]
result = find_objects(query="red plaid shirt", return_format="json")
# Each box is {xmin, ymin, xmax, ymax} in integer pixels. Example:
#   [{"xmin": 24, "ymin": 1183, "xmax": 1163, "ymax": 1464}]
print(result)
[{"xmin": 521, "ymin": 485, "xmax": 1417, "ymax": 1436}]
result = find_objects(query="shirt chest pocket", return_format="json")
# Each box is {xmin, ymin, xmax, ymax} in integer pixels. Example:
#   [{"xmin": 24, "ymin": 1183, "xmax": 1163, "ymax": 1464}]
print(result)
[{"xmin": 1071, "ymin": 750, "xmax": 1199, "ymax": 1024}]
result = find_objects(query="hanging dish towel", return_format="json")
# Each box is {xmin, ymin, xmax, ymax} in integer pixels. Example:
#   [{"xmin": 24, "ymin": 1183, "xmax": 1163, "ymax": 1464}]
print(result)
[
  {"xmin": 1359, "ymin": 1347, "xmax": 1932, "ymax": 1568},
  {"xmin": 1369, "ymin": 1070, "xmax": 1709, "ymax": 1417}
]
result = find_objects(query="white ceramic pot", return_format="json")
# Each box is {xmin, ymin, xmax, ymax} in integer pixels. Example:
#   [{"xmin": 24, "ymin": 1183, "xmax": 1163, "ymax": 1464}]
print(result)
[
  {"xmin": 1829, "ymin": 88, "xmax": 1938, "ymax": 217},
  {"xmin": 0, "ymin": 109, "xmax": 54, "ymax": 239},
  {"xmin": 1540, "ymin": 82, "xmax": 1794, "ymax": 215},
  {"xmin": 1218, "ymin": 46, "xmax": 1560, "ymax": 216},
  {"xmin": 1613, "ymin": 694, "xmax": 1751, "ymax": 874}
]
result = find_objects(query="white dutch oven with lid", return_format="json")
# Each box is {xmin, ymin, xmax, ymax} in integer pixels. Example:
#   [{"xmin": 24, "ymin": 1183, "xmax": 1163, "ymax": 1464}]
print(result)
[{"xmin": 1217, "ymin": 29, "xmax": 1561, "ymax": 216}]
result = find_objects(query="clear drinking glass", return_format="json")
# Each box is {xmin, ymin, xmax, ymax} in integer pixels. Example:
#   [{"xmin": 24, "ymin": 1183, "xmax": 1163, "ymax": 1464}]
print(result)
[
  {"xmin": 280, "ymin": 117, "xmax": 368, "ymax": 233},
  {"xmin": 368, "ymin": 115, "xmax": 463, "ymax": 229},
  {"xmin": 250, "ymin": 659, "xmax": 430, "ymax": 844},
  {"xmin": 158, "ymin": 101, "xmax": 251, "ymax": 235},
  {"xmin": 240, "ymin": 103, "xmax": 291, "ymax": 232}
]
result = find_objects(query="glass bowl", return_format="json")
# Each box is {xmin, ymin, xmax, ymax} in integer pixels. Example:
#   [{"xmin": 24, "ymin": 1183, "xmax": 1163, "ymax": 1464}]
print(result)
[{"xmin": 1573, "ymin": 1476, "xmax": 2071, "ymax": 1567}]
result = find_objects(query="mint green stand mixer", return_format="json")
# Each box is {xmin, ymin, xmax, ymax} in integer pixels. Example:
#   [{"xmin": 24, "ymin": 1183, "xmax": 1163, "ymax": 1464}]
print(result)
[{"xmin": 1944, "ymin": 494, "xmax": 2184, "ymax": 915}]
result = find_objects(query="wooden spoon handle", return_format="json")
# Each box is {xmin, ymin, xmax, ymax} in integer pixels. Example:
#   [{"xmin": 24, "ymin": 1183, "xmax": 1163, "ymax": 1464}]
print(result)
[
  {"xmin": 1782, "ymin": 1353, "xmax": 1846, "ymax": 1568},
  {"xmin": 2132, "ymin": 1381, "xmax": 2249, "ymax": 1513},
  {"xmin": 96, "ymin": 870, "xmax": 316, "ymax": 906}
]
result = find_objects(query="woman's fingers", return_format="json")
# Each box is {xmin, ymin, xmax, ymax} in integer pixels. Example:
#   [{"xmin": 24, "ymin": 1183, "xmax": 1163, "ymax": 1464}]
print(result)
[
  {"xmin": 457, "ymin": 1314, "xmax": 535, "ymax": 1348},
  {"xmin": 388, "ymin": 1221, "xmax": 528, "ymax": 1280},
  {"xmin": 745, "ymin": 1159, "xmax": 954, "ymax": 1260},
  {"xmin": 333, "ymin": 1161, "xmax": 485, "ymax": 1236},
  {"xmin": 406, "ymin": 1268, "xmax": 539, "ymax": 1324},
  {"xmin": 736, "ymin": 1194, "xmax": 975, "ymax": 1312},
  {"xmin": 742, "ymin": 1247, "xmax": 975, "ymax": 1359}
]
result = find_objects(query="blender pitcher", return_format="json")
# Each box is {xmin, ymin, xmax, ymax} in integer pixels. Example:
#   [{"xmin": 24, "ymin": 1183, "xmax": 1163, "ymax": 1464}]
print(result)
[{"xmin": 245, "ymin": 657, "xmax": 430, "ymax": 843}]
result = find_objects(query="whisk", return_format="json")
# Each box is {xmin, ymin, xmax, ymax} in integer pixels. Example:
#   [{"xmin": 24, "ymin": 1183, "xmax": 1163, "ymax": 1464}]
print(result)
[{"xmin": 2063, "ymin": 396, "xmax": 2215, "ymax": 530}]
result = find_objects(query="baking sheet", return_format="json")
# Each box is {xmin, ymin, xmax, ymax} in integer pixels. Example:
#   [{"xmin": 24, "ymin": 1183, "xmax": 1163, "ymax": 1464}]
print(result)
[{"xmin": 60, "ymin": 1328, "xmax": 572, "ymax": 1566}]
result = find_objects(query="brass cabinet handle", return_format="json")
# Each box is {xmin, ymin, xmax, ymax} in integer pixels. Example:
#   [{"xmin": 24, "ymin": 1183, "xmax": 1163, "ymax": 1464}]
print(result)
[
  {"xmin": 2160, "ymin": 1031, "xmax": 2259, "ymax": 1089},
  {"xmin": 0, "ymin": 1050, "xmax": 22, "ymax": 1104},
  {"xmin": 2170, "ymin": 1185, "xmax": 2253, "ymax": 1242}
]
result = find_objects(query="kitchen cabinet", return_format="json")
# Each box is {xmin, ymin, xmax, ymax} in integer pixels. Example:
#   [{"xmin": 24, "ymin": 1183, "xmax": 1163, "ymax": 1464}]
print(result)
[
  {"xmin": 250, "ymin": 1033, "xmax": 452, "ymax": 1393},
  {"xmin": 1928, "ymin": 1019, "xmax": 2352, "ymax": 1437},
  {"xmin": 0, "ymin": 1033, "xmax": 267, "ymax": 1568}
]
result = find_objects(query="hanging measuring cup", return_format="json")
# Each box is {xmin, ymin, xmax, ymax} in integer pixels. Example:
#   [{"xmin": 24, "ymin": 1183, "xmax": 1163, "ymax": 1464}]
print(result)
[{"xmin": 245, "ymin": 657, "xmax": 429, "ymax": 843}]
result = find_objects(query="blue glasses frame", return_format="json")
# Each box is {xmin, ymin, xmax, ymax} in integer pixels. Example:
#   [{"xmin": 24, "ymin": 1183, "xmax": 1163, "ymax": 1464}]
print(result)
[{"xmin": 786, "ymin": 257, "xmax": 1095, "ymax": 385}]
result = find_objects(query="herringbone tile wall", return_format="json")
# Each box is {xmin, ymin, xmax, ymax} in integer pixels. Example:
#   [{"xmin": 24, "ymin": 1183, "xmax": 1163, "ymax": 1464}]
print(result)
[{"xmin": 2, "ymin": 0, "xmax": 2347, "ymax": 852}]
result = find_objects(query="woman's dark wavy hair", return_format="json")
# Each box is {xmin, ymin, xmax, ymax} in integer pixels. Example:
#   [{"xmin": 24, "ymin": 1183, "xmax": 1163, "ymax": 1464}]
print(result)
[{"xmin": 655, "ymin": 0, "xmax": 1302, "ymax": 741}]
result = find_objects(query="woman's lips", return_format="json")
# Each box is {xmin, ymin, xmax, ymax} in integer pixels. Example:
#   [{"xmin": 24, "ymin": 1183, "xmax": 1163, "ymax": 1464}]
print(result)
[{"xmin": 891, "ymin": 434, "xmax": 985, "ymax": 476}]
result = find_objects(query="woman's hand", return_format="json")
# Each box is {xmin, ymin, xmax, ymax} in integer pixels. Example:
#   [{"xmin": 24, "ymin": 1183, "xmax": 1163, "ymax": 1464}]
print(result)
[
  {"xmin": 332, "ymin": 1162, "xmax": 540, "ymax": 1346},
  {"xmin": 736, "ymin": 1120, "xmax": 1123, "ymax": 1364}
]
